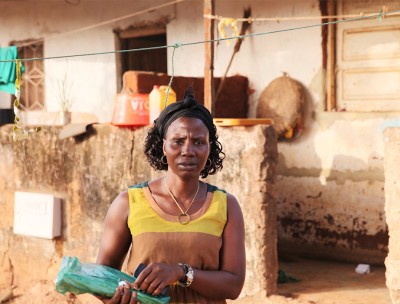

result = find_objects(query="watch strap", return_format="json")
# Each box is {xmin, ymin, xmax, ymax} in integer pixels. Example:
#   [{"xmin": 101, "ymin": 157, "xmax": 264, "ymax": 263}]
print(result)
[{"xmin": 177, "ymin": 263, "xmax": 194, "ymax": 287}]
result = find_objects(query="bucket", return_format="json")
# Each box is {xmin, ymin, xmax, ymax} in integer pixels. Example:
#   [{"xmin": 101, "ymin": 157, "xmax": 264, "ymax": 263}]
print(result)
[
  {"xmin": 149, "ymin": 85, "xmax": 176, "ymax": 124},
  {"xmin": 111, "ymin": 91, "xmax": 149, "ymax": 126}
]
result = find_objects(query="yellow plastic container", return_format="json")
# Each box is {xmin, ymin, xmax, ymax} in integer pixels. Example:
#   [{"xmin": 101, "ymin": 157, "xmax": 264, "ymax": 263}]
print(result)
[{"xmin": 149, "ymin": 85, "xmax": 176, "ymax": 123}]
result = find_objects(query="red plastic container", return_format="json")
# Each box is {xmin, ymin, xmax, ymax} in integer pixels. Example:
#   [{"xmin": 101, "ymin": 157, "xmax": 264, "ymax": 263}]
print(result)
[{"xmin": 111, "ymin": 91, "xmax": 149, "ymax": 126}]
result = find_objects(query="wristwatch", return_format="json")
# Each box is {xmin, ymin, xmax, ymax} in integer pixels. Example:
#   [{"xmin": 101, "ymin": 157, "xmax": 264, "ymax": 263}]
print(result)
[{"xmin": 178, "ymin": 263, "xmax": 194, "ymax": 287}]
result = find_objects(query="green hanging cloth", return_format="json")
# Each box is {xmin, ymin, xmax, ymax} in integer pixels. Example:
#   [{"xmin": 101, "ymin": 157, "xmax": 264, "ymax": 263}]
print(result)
[{"xmin": 0, "ymin": 46, "xmax": 25, "ymax": 94}]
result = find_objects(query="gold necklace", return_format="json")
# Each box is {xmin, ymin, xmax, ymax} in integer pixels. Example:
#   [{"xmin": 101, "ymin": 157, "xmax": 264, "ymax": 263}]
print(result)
[{"xmin": 163, "ymin": 180, "xmax": 200, "ymax": 225}]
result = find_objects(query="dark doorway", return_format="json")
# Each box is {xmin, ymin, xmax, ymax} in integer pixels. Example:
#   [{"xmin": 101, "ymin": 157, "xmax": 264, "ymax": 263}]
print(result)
[{"xmin": 120, "ymin": 33, "xmax": 167, "ymax": 74}]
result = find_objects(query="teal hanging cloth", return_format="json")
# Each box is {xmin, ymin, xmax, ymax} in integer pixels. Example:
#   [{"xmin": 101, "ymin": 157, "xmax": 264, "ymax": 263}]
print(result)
[{"xmin": 0, "ymin": 46, "xmax": 25, "ymax": 94}]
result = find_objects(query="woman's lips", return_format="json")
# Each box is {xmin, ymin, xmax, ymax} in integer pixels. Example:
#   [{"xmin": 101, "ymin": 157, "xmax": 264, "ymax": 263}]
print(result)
[{"xmin": 178, "ymin": 162, "xmax": 197, "ymax": 169}]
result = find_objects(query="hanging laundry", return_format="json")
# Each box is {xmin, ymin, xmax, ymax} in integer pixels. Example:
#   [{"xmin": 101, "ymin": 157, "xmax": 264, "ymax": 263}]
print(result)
[
  {"xmin": 218, "ymin": 18, "xmax": 239, "ymax": 46},
  {"xmin": 0, "ymin": 46, "xmax": 25, "ymax": 94}
]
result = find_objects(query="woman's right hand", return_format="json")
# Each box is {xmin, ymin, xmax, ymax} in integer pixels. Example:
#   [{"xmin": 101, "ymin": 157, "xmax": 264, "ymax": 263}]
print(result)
[{"xmin": 97, "ymin": 285, "xmax": 140, "ymax": 304}]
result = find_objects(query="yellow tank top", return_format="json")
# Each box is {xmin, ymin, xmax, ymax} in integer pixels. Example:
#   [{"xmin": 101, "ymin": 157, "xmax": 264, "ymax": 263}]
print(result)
[{"xmin": 126, "ymin": 182, "xmax": 228, "ymax": 304}]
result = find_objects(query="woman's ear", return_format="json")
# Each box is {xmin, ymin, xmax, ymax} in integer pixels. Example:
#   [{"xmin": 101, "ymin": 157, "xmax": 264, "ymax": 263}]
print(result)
[{"xmin": 163, "ymin": 139, "xmax": 166, "ymax": 154}]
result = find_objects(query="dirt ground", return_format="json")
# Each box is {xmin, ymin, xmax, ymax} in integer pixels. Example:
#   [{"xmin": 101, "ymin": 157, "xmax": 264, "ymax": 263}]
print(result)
[
  {"xmin": 0, "ymin": 257, "xmax": 391, "ymax": 304},
  {"xmin": 275, "ymin": 256, "xmax": 391, "ymax": 304}
]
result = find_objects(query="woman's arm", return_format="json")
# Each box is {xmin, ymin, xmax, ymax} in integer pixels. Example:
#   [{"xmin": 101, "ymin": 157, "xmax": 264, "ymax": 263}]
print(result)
[
  {"xmin": 188, "ymin": 193, "xmax": 246, "ymax": 299},
  {"xmin": 132, "ymin": 193, "xmax": 246, "ymax": 300},
  {"xmin": 95, "ymin": 191, "xmax": 143, "ymax": 304},
  {"xmin": 96, "ymin": 190, "xmax": 132, "ymax": 270}
]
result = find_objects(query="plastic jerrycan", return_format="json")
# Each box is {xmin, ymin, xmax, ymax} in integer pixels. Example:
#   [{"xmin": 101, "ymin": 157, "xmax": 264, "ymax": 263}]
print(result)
[
  {"xmin": 149, "ymin": 85, "xmax": 176, "ymax": 124},
  {"xmin": 111, "ymin": 86, "xmax": 149, "ymax": 127}
]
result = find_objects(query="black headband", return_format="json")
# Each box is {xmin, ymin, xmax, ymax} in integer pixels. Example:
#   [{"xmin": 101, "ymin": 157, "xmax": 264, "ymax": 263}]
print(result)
[{"xmin": 155, "ymin": 90, "xmax": 214, "ymax": 138}]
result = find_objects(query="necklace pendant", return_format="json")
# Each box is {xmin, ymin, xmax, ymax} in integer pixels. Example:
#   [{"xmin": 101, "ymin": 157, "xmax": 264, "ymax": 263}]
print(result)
[{"xmin": 178, "ymin": 213, "xmax": 191, "ymax": 225}]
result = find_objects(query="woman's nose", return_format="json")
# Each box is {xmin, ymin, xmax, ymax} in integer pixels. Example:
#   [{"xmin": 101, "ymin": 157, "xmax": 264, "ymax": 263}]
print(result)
[{"xmin": 181, "ymin": 142, "xmax": 194, "ymax": 155}]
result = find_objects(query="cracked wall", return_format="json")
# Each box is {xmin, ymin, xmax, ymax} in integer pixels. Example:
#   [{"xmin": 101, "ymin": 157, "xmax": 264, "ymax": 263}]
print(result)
[{"xmin": 276, "ymin": 115, "xmax": 390, "ymax": 264}]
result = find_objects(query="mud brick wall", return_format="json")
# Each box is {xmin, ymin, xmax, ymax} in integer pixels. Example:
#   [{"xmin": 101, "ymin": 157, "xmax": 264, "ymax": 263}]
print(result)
[
  {"xmin": 122, "ymin": 71, "xmax": 249, "ymax": 118},
  {"xmin": 0, "ymin": 123, "xmax": 277, "ymax": 301}
]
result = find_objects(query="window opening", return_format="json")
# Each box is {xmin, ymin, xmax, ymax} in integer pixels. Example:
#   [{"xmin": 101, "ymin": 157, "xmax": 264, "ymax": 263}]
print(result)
[{"xmin": 12, "ymin": 40, "xmax": 45, "ymax": 111}]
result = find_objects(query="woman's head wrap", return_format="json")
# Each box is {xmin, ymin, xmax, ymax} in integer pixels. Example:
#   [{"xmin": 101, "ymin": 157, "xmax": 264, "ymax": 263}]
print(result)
[{"xmin": 155, "ymin": 89, "xmax": 215, "ymax": 138}]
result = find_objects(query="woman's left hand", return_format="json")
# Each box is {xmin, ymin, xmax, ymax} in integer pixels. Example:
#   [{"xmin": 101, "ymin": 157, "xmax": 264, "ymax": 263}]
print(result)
[
  {"xmin": 95, "ymin": 285, "xmax": 141, "ymax": 304},
  {"xmin": 130, "ymin": 262, "xmax": 183, "ymax": 296}
]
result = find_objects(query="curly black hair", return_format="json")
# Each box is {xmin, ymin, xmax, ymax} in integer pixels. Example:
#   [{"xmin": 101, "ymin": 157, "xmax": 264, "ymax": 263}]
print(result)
[{"xmin": 144, "ymin": 89, "xmax": 225, "ymax": 178}]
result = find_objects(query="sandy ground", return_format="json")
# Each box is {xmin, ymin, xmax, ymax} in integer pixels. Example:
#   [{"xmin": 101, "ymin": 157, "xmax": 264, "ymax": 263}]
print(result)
[
  {"xmin": 0, "ymin": 257, "xmax": 391, "ymax": 304},
  {"xmin": 276, "ymin": 256, "xmax": 391, "ymax": 304}
]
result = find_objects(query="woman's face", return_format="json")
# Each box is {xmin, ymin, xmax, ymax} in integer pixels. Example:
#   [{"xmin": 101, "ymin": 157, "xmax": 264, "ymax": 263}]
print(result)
[{"xmin": 163, "ymin": 117, "xmax": 210, "ymax": 179}]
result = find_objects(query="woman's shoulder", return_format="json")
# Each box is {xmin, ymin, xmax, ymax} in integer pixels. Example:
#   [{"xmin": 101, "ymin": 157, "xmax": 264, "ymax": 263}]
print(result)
[
  {"xmin": 206, "ymin": 183, "xmax": 226, "ymax": 193},
  {"xmin": 126, "ymin": 182, "xmax": 150, "ymax": 205},
  {"xmin": 206, "ymin": 183, "xmax": 236, "ymax": 198},
  {"xmin": 128, "ymin": 181, "xmax": 149, "ymax": 189},
  {"xmin": 107, "ymin": 190, "xmax": 130, "ymax": 220},
  {"xmin": 112, "ymin": 182, "xmax": 149, "ymax": 208},
  {"xmin": 206, "ymin": 183, "xmax": 240, "ymax": 209}
]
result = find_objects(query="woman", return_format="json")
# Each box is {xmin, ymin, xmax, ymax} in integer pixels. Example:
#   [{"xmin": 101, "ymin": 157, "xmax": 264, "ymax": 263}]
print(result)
[{"xmin": 96, "ymin": 89, "xmax": 246, "ymax": 303}]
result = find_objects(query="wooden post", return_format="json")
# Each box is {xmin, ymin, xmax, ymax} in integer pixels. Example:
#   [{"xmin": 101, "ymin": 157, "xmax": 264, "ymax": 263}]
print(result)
[
  {"xmin": 203, "ymin": 0, "xmax": 215, "ymax": 115},
  {"xmin": 326, "ymin": 0, "xmax": 336, "ymax": 111}
]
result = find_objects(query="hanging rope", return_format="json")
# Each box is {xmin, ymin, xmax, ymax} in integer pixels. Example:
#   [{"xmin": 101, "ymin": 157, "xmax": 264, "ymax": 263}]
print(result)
[{"xmin": 164, "ymin": 42, "xmax": 181, "ymax": 108}]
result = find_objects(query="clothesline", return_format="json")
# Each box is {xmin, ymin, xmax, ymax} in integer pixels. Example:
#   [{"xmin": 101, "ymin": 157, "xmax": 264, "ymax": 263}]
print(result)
[
  {"xmin": 204, "ymin": 5, "xmax": 395, "ymax": 22},
  {"xmin": 1, "ymin": 8, "xmax": 399, "ymax": 63}
]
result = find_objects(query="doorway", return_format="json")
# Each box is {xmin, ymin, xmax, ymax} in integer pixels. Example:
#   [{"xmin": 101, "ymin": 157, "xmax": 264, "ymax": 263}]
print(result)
[
  {"xmin": 120, "ymin": 33, "xmax": 167, "ymax": 74},
  {"xmin": 116, "ymin": 27, "xmax": 167, "ymax": 92}
]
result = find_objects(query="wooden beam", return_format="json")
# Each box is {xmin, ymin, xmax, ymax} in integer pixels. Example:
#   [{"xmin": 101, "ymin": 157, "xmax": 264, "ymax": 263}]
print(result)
[
  {"xmin": 203, "ymin": 0, "xmax": 215, "ymax": 114},
  {"xmin": 119, "ymin": 27, "xmax": 166, "ymax": 39}
]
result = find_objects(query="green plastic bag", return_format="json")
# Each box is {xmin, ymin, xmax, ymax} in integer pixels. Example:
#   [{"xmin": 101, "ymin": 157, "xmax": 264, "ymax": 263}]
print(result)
[{"xmin": 55, "ymin": 256, "xmax": 170, "ymax": 304}]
